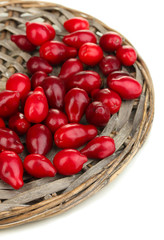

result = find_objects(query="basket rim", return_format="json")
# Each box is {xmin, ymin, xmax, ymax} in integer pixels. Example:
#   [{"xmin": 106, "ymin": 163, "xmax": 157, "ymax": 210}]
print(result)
[{"xmin": 0, "ymin": 0, "xmax": 154, "ymax": 229}]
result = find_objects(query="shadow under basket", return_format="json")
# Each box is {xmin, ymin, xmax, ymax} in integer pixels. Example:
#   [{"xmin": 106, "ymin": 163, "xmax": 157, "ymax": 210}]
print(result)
[{"xmin": 0, "ymin": 0, "xmax": 154, "ymax": 229}]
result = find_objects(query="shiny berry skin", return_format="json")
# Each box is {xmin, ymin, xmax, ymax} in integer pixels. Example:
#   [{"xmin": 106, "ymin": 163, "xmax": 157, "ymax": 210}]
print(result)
[
  {"xmin": 99, "ymin": 32, "xmax": 122, "ymax": 52},
  {"xmin": 39, "ymin": 41, "xmax": 77, "ymax": 65},
  {"xmin": 64, "ymin": 17, "xmax": 89, "ymax": 33},
  {"xmin": 42, "ymin": 23, "xmax": 56, "ymax": 40},
  {"xmin": 0, "ymin": 128, "xmax": 24, "ymax": 154},
  {"xmin": 6, "ymin": 73, "xmax": 31, "ymax": 99},
  {"xmin": 54, "ymin": 123, "xmax": 98, "ymax": 149},
  {"xmin": 41, "ymin": 76, "xmax": 65, "ymax": 110},
  {"xmin": 26, "ymin": 124, "xmax": 53, "ymax": 156},
  {"xmin": 86, "ymin": 101, "xmax": 110, "ymax": 127},
  {"xmin": 63, "ymin": 30, "xmax": 97, "ymax": 49},
  {"xmin": 58, "ymin": 58, "xmax": 83, "ymax": 84},
  {"xmin": 24, "ymin": 154, "xmax": 56, "ymax": 178},
  {"xmin": 0, "ymin": 90, "xmax": 20, "ymax": 118},
  {"xmin": 80, "ymin": 136, "xmax": 115, "ymax": 159},
  {"xmin": 108, "ymin": 76, "xmax": 142, "ymax": 99},
  {"xmin": 26, "ymin": 56, "xmax": 53, "ymax": 74},
  {"xmin": 0, "ymin": 151, "xmax": 24, "ymax": 189},
  {"xmin": 26, "ymin": 22, "xmax": 55, "ymax": 46},
  {"xmin": 93, "ymin": 88, "xmax": 122, "ymax": 114},
  {"xmin": 31, "ymin": 71, "xmax": 48, "ymax": 89},
  {"xmin": 107, "ymin": 70, "xmax": 130, "ymax": 87},
  {"xmin": 53, "ymin": 149, "xmax": 87, "ymax": 175},
  {"xmin": 24, "ymin": 87, "xmax": 49, "ymax": 123},
  {"xmin": 11, "ymin": 35, "xmax": 36, "ymax": 52},
  {"xmin": 64, "ymin": 88, "xmax": 90, "ymax": 123},
  {"xmin": 99, "ymin": 55, "xmax": 121, "ymax": 76},
  {"xmin": 0, "ymin": 118, "xmax": 5, "ymax": 128},
  {"xmin": 79, "ymin": 43, "xmax": 103, "ymax": 66},
  {"xmin": 8, "ymin": 112, "xmax": 31, "ymax": 135},
  {"xmin": 116, "ymin": 45, "xmax": 137, "ymax": 66},
  {"xmin": 44, "ymin": 109, "xmax": 68, "ymax": 134},
  {"xmin": 66, "ymin": 70, "xmax": 101, "ymax": 94}
]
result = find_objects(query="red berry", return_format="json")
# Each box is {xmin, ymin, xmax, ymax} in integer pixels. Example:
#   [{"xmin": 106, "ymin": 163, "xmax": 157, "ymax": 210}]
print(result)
[
  {"xmin": 93, "ymin": 88, "xmax": 122, "ymax": 114},
  {"xmin": 24, "ymin": 87, "xmax": 49, "ymax": 123},
  {"xmin": 44, "ymin": 109, "xmax": 68, "ymax": 134},
  {"xmin": 64, "ymin": 17, "xmax": 89, "ymax": 33},
  {"xmin": 31, "ymin": 71, "xmax": 48, "ymax": 89},
  {"xmin": 108, "ymin": 76, "xmax": 142, "ymax": 99},
  {"xmin": 26, "ymin": 124, "xmax": 53, "ymax": 155},
  {"xmin": 99, "ymin": 55, "xmax": 121, "ymax": 76},
  {"xmin": 24, "ymin": 154, "xmax": 56, "ymax": 178},
  {"xmin": 11, "ymin": 35, "xmax": 36, "ymax": 52},
  {"xmin": 0, "ymin": 151, "xmax": 24, "ymax": 189},
  {"xmin": 26, "ymin": 22, "xmax": 54, "ymax": 46},
  {"xmin": 53, "ymin": 149, "xmax": 87, "ymax": 175},
  {"xmin": 64, "ymin": 88, "xmax": 90, "ymax": 123},
  {"xmin": 63, "ymin": 30, "xmax": 97, "ymax": 49},
  {"xmin": 54, "ymin": 123, "xmax": 98, "ymax": 149},
  {"xmin": 58, "ymin": 58, "xmax": 83, "ymax": 84},
  {"xmin": 8, "ymin": 112, "xmax": 31, "ymax": 135},
  {"xmin": 39, "ymin": 41, "xmax": 77, "ymax": 65},
  {"xmin": 0, "ymin": 90, "xmax": 20, "ymax": 118},
  {"xmin": 0, "ymin": 128, "xmax": 24, "ymax": 154},
  {"xmin": 99, "ymin": 32, "xmax": 122, "ymax": 52},
  {"xmin": 86, "ymin": 101, "xmax": 110, "ymax": 127},
  {"xmin": 6, "ymin": 73, "xmax": 31, "ymax": 99},
  {"xmin": 116, "ymin": 45, "xmax": 137, "ymax": 66},
  {"xmin": 79, "ymin": 43, "xmax": 103, "ymax": 66},
  {"xmin": 41, "ymin": 76, "xmax": 65, "ymax": 110},
  {"xmin": 66, "ymin": 70, "xmax": 101, "ymax": 94},
  {"xmin": 80, "ymin": 136, "xmax": 115, "ymax": 159},
  {"xmin": 26, "ymin": 56, "xmax": 53, "ymax": 74}
]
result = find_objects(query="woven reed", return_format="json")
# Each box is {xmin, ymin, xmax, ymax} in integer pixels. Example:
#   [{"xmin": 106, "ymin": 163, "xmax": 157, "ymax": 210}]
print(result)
[{"xmin": 0, "ymin": 0, "xmax": 154, "ymax": 229}]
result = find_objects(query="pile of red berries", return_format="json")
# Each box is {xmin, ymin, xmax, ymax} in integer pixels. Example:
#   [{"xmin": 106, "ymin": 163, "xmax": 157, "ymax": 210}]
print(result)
[{"xmin": 0, "ymin": 17, "xmax": 142, "ymax": 189}]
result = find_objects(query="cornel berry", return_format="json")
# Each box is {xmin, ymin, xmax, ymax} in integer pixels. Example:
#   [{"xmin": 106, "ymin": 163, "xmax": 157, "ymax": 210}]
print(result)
[
  {"xmin": 63, "ymin": 30, "xmax": 97, "ymax": 49},
  {"xmin": 99, "ymin": 31, "xmax": 122, "ymax": 52},
  {"xmin": 44, "ymin": 109, "xmax": 68, "ymax": 134},
  {"xmin": 58, "ymin": 58, "xmax": 83, "ymax": 84},
  {"xmin": 24, "ymin": 86, "xmax": 49, "ymax": 123},
  {"xmin": 86, "ymin": 101, "xmax": 111, "ymax": 127},
  {"xmin": 64, "ymin": 88, "xmax": 90, "ymax": 123},
  {"xmin": 79, "ymin": 43, "xmax": 103, "ymax": 66},
  {"xmin": 53, "ymin": 149, "xmax": 88, "ymax": 175},
  {"xmin": 11, "ymin": 35, "xmax": 36, "ymax": 52},
  {"xmin": 92, "ymin": 88, "xmax": 122, "ymax": 114},
  {"xmin": 64, "ymin": 17, "xmax": 89, "ymax": 33},
  {"xmin": 80, "ymin": 136, "xmax": 115, "ymax": 159},
  {"xmin": 26, "ymin": 22, "xmax": 56, "ymax": 46},
  {"xmin": 0, "ymin": 151, "xmax": 24, "ymax": 189},
  {"xmin": 6, "ymin": 73, "xmax": 31, "ymax": 99},
  {"xmin": 24, "ymin": 154, "xmax": 57, "ymax": 178},
  {"xmin": 26, "ymin": 124, "xmax": 53, "ymax": 156}
]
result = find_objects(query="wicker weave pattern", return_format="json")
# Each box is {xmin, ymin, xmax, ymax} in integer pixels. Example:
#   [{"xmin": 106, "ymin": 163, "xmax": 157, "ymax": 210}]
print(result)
[{"xmin": 0, "ymin": 1, "xmax": 154, "ymax": 229}]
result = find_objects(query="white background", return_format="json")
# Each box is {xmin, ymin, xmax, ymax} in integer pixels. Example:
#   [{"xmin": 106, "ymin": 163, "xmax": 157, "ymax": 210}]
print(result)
[{"xmin": 1, "ymin": 0, "xmax": 164, "ymax": 239}]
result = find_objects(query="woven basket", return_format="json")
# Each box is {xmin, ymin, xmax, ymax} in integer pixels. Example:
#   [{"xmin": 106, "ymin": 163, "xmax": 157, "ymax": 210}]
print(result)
[{"xmin": 0, "ymin": 0, "xmax": 154, "ymax": 229}]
